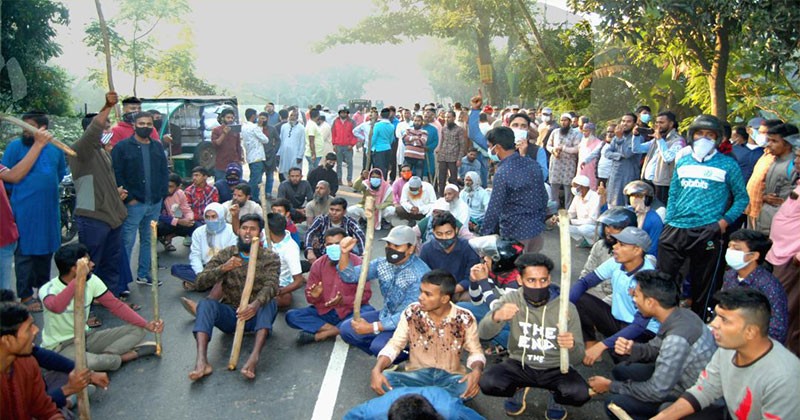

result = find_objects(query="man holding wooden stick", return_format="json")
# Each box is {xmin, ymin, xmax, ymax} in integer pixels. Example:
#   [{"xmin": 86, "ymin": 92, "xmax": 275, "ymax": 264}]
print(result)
[{"xmin": 189, "ymin": 214, "xmax": 280, "ymax": 381}]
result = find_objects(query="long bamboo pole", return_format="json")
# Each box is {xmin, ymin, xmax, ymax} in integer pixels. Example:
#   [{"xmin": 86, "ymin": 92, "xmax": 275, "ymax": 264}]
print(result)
[
  {"xmin": 608, "ymin": 402, "xmax": 634, "ymax": 420},
  {"xmin": 73, "ymin": 257, "xmax": 92, "ymax": 420},
  {"xmin": 0, "ymin": 114, "xmax": 76, "ymax": 157},
  {"xmin": 352, "ymin": 196, "xmax": 375, "ymax": 321},
  {"xmin": 149, "ymin": 221, "xmax": 162, "ymax": 356},
  {"xmin": 259, "ymin": 182, "xmax": 272, "ymax": 250},
  {"xmin": 557, "ymin": 209, "xmax": 572, "ymax": 374},
  {"xmin": 228, "ymin": 239, "xmax": 259, "ymax": 370}
]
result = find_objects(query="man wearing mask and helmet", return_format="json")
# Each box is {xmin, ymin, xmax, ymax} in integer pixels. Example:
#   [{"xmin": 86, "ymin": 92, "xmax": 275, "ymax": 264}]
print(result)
[
  {"xmin": 337, "ymin": 226, "xmax": 430, "ymax": 361},
  {"xmin": 657, "ymin": 114, "xmax": 749, "ymax": 321},
  {"xmin": 479, "ymin": 253, "xmax": 589, "ymax": 419},
  {"xmin": 109, "ymin": 97, "xmax": 161, "ymax": 147},
  {"xmin": 623, "ymin": 180, "xmax": 664, "ymax": 256}
]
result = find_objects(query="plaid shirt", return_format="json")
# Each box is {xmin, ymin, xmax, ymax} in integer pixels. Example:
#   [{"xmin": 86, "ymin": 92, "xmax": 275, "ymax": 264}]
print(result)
[
  {"xmin": 437, "ymin": 124, "xmax": 467, "ymax": 162},
  {"xmin": 305, "ymin": 215, "xmax": 365, "ymax": 257},
  {"xmin": 184, "ymin": 184, "xmax": 219, "ymax": 222}
]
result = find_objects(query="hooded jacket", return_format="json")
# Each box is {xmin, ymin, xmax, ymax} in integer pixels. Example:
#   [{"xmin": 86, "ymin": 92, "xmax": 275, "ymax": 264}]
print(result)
[{"xmin": 478, "ymin": 285, "xmax": 584, "ymax": 370}]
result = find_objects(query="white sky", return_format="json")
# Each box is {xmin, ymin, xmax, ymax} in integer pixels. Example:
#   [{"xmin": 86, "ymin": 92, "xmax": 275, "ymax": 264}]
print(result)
[{"xmin": 53, "ymin": 0, "xmax": 578, "ymax": 106}]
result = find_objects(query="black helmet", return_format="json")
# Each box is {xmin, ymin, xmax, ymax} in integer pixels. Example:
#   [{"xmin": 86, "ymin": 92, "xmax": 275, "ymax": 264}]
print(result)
[
  {"xmin": 687, "ymin": 114, "xmax": 723, "ymax": 145},
  {"xmin": 597, "ymin": 207, "xmax": 637, "ymax": 229},
  {"xmin": 492, "ymin": 238, "xmax": 525, "ymax": 274}
]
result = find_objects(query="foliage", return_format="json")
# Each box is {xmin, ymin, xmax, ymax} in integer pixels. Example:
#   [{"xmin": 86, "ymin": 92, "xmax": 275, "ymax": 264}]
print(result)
[
  {"xmin": 0, "ymin": 0, "xmax": 73, "ymax": 115},
  {"xmin": 149, "ymin": 28, "xmax": 217, "ymax": 96}
]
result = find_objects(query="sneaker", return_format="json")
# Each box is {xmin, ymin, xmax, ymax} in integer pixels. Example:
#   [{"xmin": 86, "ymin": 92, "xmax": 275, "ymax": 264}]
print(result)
[
  {"xmin": 545, "ymin": 392, "xmax": 568, "ymax": 420},
  {"xmin": 136, "ymin": 277, "xmax": 163, "ymax": 287},
  {"xmin": 297, "ymin": 331, "xmax": 316, "ymax": 345},
  {"xmin": 504, "ymin": 387, "xmax": 529, "ymax": 416}
]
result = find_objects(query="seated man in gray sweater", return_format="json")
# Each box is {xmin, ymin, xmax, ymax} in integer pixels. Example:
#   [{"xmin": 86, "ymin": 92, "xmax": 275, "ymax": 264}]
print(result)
[
  {"xmin": 586, "ymin": 270, "xmax": 716, "ymax": 419},
  {"xmin": 653, "ymin": 288, "xmax": 800, "ymax": 420}
]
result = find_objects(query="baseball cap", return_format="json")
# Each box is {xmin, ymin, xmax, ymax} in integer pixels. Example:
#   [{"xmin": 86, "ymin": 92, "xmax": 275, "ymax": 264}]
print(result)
[
  {"xmin": 483, "ymin": 106, "xmax": 494, "ymax": 114},
  {"xmin": 747, "ymin": 117, "xmax": 764, "ymax": 130},
  {"xmin": 611, "ymin": 227, "xmax": 652, "ymax": 251},
  {"xmin": 381, "ymin": 226, "xmax": 416, "ymax": 246},
  {"xmin": 542, "ymin": 107, "xmax": 553, "ymax": 115}
]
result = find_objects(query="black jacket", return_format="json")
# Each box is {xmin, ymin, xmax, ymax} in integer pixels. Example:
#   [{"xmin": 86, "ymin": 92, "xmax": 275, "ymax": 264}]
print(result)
[{"xmin": 111, "ymin": 136, "xmax": 169, "ymax": 204}]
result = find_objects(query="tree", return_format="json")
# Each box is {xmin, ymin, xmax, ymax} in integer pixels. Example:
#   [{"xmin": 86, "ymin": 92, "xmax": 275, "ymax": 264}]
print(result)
[
  {"xmin": 569, "ymin": 0, "xmax": 800, "ymax": 119},
  {"xmin": 149, "ymin": 28, "xmax": 216, "ymax": 97},
  {"xmin": 0, "ymin": 0, "xmax": 72, "ymax": 114}
]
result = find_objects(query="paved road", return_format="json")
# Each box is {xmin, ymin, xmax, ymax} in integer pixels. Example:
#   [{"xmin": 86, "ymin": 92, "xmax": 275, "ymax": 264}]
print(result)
[{"xmin": 33, "ymin": 152, "xmax": 616, "ymax": 419}]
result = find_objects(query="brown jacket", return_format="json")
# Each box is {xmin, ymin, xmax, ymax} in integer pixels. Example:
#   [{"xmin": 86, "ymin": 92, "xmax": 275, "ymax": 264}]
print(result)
[{"xmin": 196, "ymin": 245, "xmax": 280, "ymax": 307}]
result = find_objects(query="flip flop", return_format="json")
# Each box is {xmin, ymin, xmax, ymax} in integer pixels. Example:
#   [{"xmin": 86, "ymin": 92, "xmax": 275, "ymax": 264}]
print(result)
[
  {"xmin": 87, "ymin": 314, "xmax": 103, "ymax": 328},
  {"xmin": 22, "ymin": 298, "xmax": 43, "ymax": 313},
  {"xmin": 485, "ymin": 344, "xmax": 508, "ymax": 356},
  {"xmin": 127, "ymin": 302, "xmax": 142, "ymax": 311}
]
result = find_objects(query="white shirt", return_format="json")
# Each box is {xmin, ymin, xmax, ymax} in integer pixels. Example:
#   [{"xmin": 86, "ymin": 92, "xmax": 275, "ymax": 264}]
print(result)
[
  {"xmin": 479, "ymin": 122, "xmax": 491, "ymax": 135},
  {"xmin": 222, "ymin": 200, "xmax": 263, "ymax": 223},
  {"xmin": 400, "ymin": 182, "xmax": 437, "ymax": 214},
  {"xmin": 189, "ymin": 224, "xmax": 238, "ymax": 274},
  {"xmin": 269, "ymin": 231, "xmax": 302, "ymax": 287},
  {"xmin": 241, "ymin": 120, "xmax": 269, "ymax": 163},
  {"xmin": 319, "ymin": 121, "xmax": 332, "ymax": 153},
  {"xmin": 568, "ymin": 190, "xmax": 600, "ymax": 225},
  {"xmin": 395, "ymin": 120, "xmax": 412, "ymax": 165},
  {"xmin": 437, "ymin": 197, "xmax": 470, "ymax": 226}
]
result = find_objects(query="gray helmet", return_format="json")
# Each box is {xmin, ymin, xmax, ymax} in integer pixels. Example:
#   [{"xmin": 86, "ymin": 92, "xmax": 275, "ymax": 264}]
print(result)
[
  {"xmin": 624, "ymin": 180, "xmax": 654, "ymax": 197},
  {"xmin": 687, "ymin": 114, "xmax": 724, "ymax": 145},
  {"xmin": 597, "ymin": 207, "xmax": 637, "ymax": 229}
]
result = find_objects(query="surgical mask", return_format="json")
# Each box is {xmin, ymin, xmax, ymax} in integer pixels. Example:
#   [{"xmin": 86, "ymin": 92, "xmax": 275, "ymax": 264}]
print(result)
[
  {"xmin": 206, "ymin": 220, "xmax": 225, "ymax": 234},
  {"xmin": 691, "ymin": 137, "xmax": 716, "ymax": 162},
  {"xmin": 640, "ymin": 113, "xmax": 651, "ymax": 124},
  {"xmin": 542, "ymin": 115, "xmax": 551, "ymax": 123},
  {"xmin": 122, "ymin": 112, "xmax": 136, "ymax": 124},
  {"xmin": 571, "ymin": 187, "xmax": 580, "ymax": 197},
  {"xmin": 370, "ymin": 178, "xmax": 381, "ymax": 188},
  {"xmin": 725, "ymin": 249, "xmax": 753, "ymax": 271},
  {"xmin": 385, "ymin": 247, "xmax": 406, "ymax": 265},
  {"xmin": 512, "ymin": 128, "xmax": 528, "ymax": 144},
  {"xmin": 522, "ymin": 286, "xmax": 550, "ymax": 307},
  {"xmin": 754, "ymin": 133, "xmax": 768, "ymax": 147},
  {"xmin": 325, "ymin": 244, "xmax": 342, "ymax": 261},
  {"xmin": 489, "ymin": 146, "xmax": 500, "ymax": 162},
  {"xmin": 401, "ymin": 172, "xmax": 412, "ymax": 181},
  {"xmin": 135, "ymin": 127, "xmax": 152, "ymax": 139},
  {"xmin": 436, "ymin": 237, "xmax": 456, "ymax": 250}
]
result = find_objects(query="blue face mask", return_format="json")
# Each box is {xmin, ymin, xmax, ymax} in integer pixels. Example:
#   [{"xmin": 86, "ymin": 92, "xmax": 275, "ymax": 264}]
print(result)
[
  {"xmin": 640, "ymin": 113, "xmax": 651, "ymax": 124},
  {"xmin": 489, "ymin": 146, "xmax": 500, "ymax": 162},
  {"xmin": 370, "ymin": 178, "xmax": 381, "ymax": 188},
  {"xmin": 205, "ymin": 219, "xmax": 225, "ymax": 233},
  {"xmin": 325, "ymin": 244, "xmax": 342, "ymax": 261}
]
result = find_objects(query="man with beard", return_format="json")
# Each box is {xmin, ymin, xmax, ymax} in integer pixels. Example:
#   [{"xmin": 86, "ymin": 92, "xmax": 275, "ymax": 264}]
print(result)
[
  {"xmin": 263, "ymin": 102, "xmax": 279, "ymax": 127},
  {"xmin": 305, "ymin": 197, "xmax": 365, "ymax": 263},
  {"xmin": 189, "ymin": 214, "xmax": 280, "ymax": 381},
  {"xmin": 623, "ymin": 181, "xmax": 664, "ymax": 256},
  {"xmin": 307, "ymin": 152, "xmax": 339, "ymax": 196},
  {"xmin": 211, "ymin": 108, "xmax": 243, "ymax": 181},
  {"xmin": 277, "ymin": 167, "xmax": 313, "ymax": 220},
  {"xmin": 546, "ymin": 113, "xmax": 582, "ymax": 208},
  {"xmin": 435, "ymin": 111, "xmax": 467, "ymax": 196},
  {"xmin": 277, "ymin": 110, "xmax": 306, "ymax": 181},
  {"xmin": 438, "ymin": 184, "xmax": 469, "ymax": 227},
  {"xmin": 604, "ymin": 114, "xmax": 645, "ymax": 207},
  {"xmin": 478, "ymin": 253, "xmax": 589, "ymax": 419},
  {"xmin": 460, "ymin": 171, "xmax": 490, "ymax": 231},
  {"xmin": 1, "ymin": 111, "xmax": 63, "ymax": 311},
  {"xmin": 109, "ymin": 97, "xmax": 161, "ymax": 147},
  {"xmin": 636, "ymin": 111, "xmax": 685, "ymax": 204},
  {"xmin": 458, "ymin": 148, "xmax": 482, "ymax": 181},
  {"xmin": 395, "ymin": 176, "xmax": 437, "ymax": 227},
  {"xmin": 338, "ymin": 226, "xmax": 430, "ymax": 360},
  {"xmin": 223, "ymin": 183, "xmax": 262, "ymax": 225},
  {"xmin": 401, "ymin": 115, "xmax": 428, "ymax": 177},
  {"xmin": 286, "ymin": 228, "xmax": 373, "ymax": 345},
  {"xmin": 304, "ymin": 180, "xmax": 333, "ymax": 223}
]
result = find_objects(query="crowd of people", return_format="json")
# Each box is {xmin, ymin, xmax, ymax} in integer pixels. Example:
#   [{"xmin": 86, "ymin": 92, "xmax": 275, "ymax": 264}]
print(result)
[{"xmin": 1, "ymin": 90, "xmax": 799, "ymax": 420}]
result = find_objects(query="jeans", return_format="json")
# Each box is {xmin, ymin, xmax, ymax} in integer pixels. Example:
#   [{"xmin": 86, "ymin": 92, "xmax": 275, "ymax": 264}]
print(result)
[
  {"xmin": 285, "ymin": 304, "xmax": 376, "ymax": 334},
  {"xmin": 121, "ymin": 200, "xmax": 162, "ymax": 280},
  {"xmin": 193, "ymin": 298, "xmax": 278, "ymax": 337},
  {"xmin": 170, "ymin": 264, "xmax": 196, "ymax": 282},
  {"xmin": 405, "ymin": 157, "xmax": 424, "ymax": 177},
  {"xmin": 76, "ymin": 216, "xmax": 125, "ymax": 296},
  {"xmin": 371, "ymin": 150, "xmax": 391, "ymax": 177},
  {"xmin": 384, "ymin": 368, "xmax": 467, "ymax": 399},
  {"xmin": 265, "ymin": 166, "xmax": 275, "ymax": 197},
  {"xmin": 15, "ymin": 250, "xmax": 52, "ymax": 300},
  {"xmin": 457, "ymin": 301, "xmax": 509, "ymax": 348},
  {"xmin": 306, "ymin": 156, "xmax": 321, "ymax": 169},
  {"xmin": 335, "ymin": 146, "xmax": 354, "ymax": 182},
  {"xmin": 0, "ymin": 241, "xmax": 16, "ymax": 291},
  {"xmin": 605, "ymin": 363, "xmax": 663, "ymax": 420},
  {"xmin": 248, "ymin": 161, "xmax": 265, "ymax": 203},
  {"xmin": 339, "ymin": 309, "xmax": 407, "ymax": 362}
]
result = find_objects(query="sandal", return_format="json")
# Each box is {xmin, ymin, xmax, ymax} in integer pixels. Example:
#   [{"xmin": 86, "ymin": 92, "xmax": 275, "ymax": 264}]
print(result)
[
  {"xmin": 484, "ymin": 344, "xmax": 508, "ymax": 356},
  {"xmin": 87, "ymin": 314, "xmax": 103, "ymax": 328},
  {"xmin": 127, "ymin": 302, "xmax": 142, "ymax": 311},
  {"xmin": 22, "ymin": 298, "xmax": 43, "ymax": 313}
]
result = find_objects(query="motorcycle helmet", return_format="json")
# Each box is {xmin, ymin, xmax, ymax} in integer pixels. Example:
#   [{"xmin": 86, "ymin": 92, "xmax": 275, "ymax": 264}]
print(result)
[
  {"xmin": 687, "ymin": 114, "xmax": 724, "ymax": 145},
  {"xmin": 623, "ymin": 180, "xmax": 654, "ymax": 207},
  {"xmin": 468, "ymin": 235, "xmax": 524, "ymax": 275}
]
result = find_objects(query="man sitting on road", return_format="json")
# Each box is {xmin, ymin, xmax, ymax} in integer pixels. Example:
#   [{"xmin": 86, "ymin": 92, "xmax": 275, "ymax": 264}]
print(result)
[
  {"xmin": 271, "ymin": 198, "xmax": 301, "ymax": 246},
  {"xmin": 305, "ymin": 197, "xmax": 365, "ymax": 264},
  {"xmin": 586, "ymin": 270, "xmax": 717, "ymax": 420},
  {"xmin": 338, "ymin": 226, "xmax": 430, "ymax": 360},
  {"xmin": 369, "ymin": 270, "xmax": 485, "ymax": 401},
  {"xmin": 170, "ymin": 203, "xmax": 237, "ymax": 291},
  {"xmin": 419, "ymin": 212, "xmax": 480, "ymax": 299},
  {"xmin": 395, "ymin": 176, "xmax": 436, "ymax": 227},
  {"xmin": 307, "ymin": 152, "xmax": 339, "ymax": 197},
  {"xmin": 265, "ymin": 213, "xmax": 305, "ymax": 309},
  {"xmin": 223, "ymin": 183, "xmax": 262, "ymax": 228},
  {"xmin": 277, "ymin": 167, "xmax": 313, "ymax": 222},
  {"xmin": 303, "ymin": 180, "xmax": 333, "ymax": 224},
  {"xmin": 286, "ymin": 228, "xmax": 373, "ymax": 345},
  {"xmin": 40, "ymin": 243, "xmax": 164, "ymax": 372},
  {"xmin": 189, "ymin": 214, "xmax": 280, "ymax": 381},
  {"xmin": 478, "ymin": 253, "xmax": 590, "ymax": 419}
]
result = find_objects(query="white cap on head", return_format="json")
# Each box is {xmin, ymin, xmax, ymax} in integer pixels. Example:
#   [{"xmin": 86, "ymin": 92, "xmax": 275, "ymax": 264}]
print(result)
[
  {"xmin": 560, "ymin": 113, "xmax": 573, "ymax": 120},
  {"xmin": 572, "ymin": 175, "xmax": 591, "ymax": 188},
  {"xmin": 444, "ymin": 184, "xmax": 459, "ymax": 193}
]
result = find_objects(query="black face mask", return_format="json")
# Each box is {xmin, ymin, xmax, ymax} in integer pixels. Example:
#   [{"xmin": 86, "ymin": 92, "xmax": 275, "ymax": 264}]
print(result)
[
  {"xmin": 153, "ymin": 119, "xmax": 163, "ymax": 131},
  {"xmin": 325, "ymin": 163, "xmax": 335, "ymax": 170},
  {"xmin": 522, "ymin": 286, "xmax": 550, "ymax": 307},
  {"xmin": 122, "ymin": 112, "xmax": 136, "ymax": 124},
  {"xmin": 385, "ymin": 247, "xmax": 406, "ymax": 265},
  {"xmin": 135, "ymin": 127, "xmax": 151, "ymax": 139}
]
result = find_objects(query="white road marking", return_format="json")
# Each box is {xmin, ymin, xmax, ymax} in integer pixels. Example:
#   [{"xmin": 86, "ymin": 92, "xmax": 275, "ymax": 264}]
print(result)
[{"xmin": 311, "ymin": 336, "xmax": 350, "ymax": 420}]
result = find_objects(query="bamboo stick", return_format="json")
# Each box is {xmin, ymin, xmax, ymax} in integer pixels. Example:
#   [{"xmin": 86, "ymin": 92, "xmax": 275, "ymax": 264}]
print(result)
[
  {"xmin": 259, "ymin": 182, "xmax": 272, "ymax": 250},
  {"xmin": 352, "ymin": 196, "xmax": 375, "ymax": 321},
  {"xmin": 0, "ymin": 114, "xmax": 77, "ymax": 157},
  {"xmin": 73, "ymin": 257, "xmax": 92, "ymax": 420},
  {"xmin": 149, "ymin": 221, "xmax": 161, "ymax": 356},
  {"xmin": 557, "ymin": 209, "xmax": 572, "ymax": 374},
  {"xmin": 608, "ymin": 402, "xmax": 634, "ymax": 420},
  {"xmin": 227, "ymin": 239, "xmax": 259, "ymax": 370}
]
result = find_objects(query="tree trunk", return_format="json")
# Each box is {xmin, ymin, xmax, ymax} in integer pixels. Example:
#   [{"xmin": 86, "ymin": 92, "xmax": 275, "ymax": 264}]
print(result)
[
  {"xmin": 708, "ymin": 22, "xmax": 730, "ymax": 119},
  {"xmin": 475, "ymin": 12, "xmax": 499, "ymax": 105},
  {"xmin": 94, "ymin": 0, "xmax": 120, "ymax": 119}
]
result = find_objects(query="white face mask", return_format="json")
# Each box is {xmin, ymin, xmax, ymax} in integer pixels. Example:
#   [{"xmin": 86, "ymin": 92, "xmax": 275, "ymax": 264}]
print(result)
[
  {"xmin": 692, "ymin": 137, "xmax": 716, "ymax": 162},
  {"xmin": 542, "ymin": 115, "xmax": 551, "ymax": 123},
  {"xmin": 725, "ymin": 249, "xmax": 753, "ymax": 271},
  {"xmin": 754, "ymin": 133, "xmax": 768, "ymax": 147},
  {"xmin": 512, "ymin": 128, "xmax": 528, "ymax": 144},
  {"xmin": 571, "ymin": 187, "xmax": 580, "ymax": 197}
]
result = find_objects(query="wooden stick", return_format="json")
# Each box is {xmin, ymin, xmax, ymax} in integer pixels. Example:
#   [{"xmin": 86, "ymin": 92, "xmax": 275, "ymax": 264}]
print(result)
[
  {"xmin": 73, "ymin": 257, "xmax": 92, "ymax": 420},
  {"xmin": 557, "ymin": 209, "xmax": 572, "ymax": 374},
  {"xmin": 228, "ymin": 239, "xmax": 260, "ymax": 370},
  {"xmin": 149, "ymin": 221, "xmax": 162, "ymax": 356},
  {"xmin": 0, "ymin": 114, "xmax": 77, "ymax": 157},
  {"xmin": 259, "ymin": 182, "xmax": 272, "ymax": 250},
  {"xmin": 352, "ymin": 196, "xmax": 375, "ymax": 321},
  {"xmin": 608, "ymin": 402, "xmax": 634, "ymax": 420}
]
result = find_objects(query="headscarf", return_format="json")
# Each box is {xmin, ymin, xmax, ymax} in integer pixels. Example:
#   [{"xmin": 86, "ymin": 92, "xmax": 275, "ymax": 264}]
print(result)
[
  {"xmin": 464, "ymin": 171, "xmax": 482, "ymax": 191},
  {"xmin": 204, "ymin": 202, "xmax": 227, "ymax": 257},
  {"xmin": 366, "ymin": 168, "xmax": 391, "ymax": 201},
  {"xmin": 204, "ymin": 203, "xmax": 227, "ymax": 233},
  {"xmin": 225, "ymin": 163, "xmax": 243, "ymax": 186}
]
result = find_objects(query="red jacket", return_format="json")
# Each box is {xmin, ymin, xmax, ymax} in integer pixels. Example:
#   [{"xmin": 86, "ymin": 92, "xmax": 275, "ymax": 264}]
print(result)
[
  {"xmin": 331, "ymin": 117, "xmax": 357, "ymax": 147},
  {"xmin": 110, "ymin": 122, "xmax": 161, "ymax": 147}
]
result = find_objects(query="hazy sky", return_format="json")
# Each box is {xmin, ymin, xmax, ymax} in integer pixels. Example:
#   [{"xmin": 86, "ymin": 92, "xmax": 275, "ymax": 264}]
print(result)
[{"xmin": 54, "ymin": 0, "xmax": 575, "ymax": 106}]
